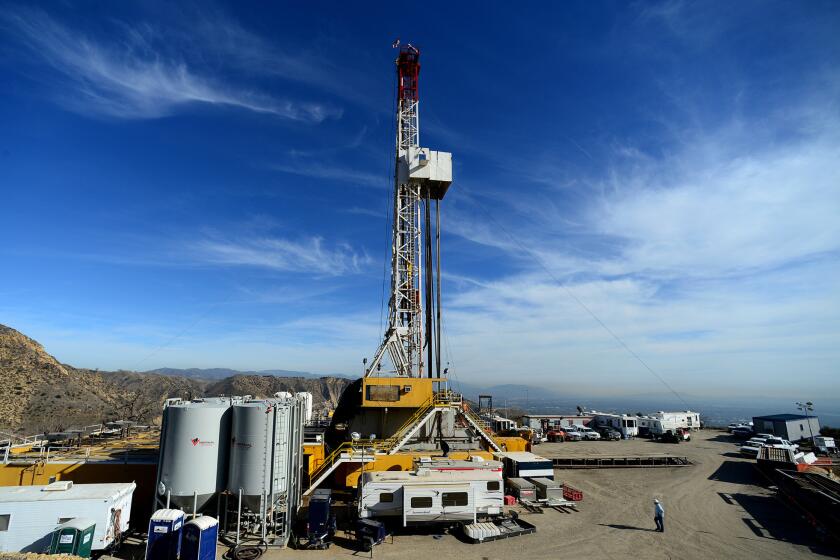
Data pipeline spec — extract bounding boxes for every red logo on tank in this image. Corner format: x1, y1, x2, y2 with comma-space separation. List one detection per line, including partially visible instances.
191, 438, 200, 446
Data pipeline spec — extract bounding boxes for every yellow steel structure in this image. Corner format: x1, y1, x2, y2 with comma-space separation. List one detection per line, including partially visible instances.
306, 390, 510, 494
0, 429, 160, 524
361, 377, 438, 408
303, 442, 326, 476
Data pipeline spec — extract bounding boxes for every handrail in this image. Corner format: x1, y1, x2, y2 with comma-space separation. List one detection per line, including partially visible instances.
308, 390, 492, 486
460, 402, 503, 450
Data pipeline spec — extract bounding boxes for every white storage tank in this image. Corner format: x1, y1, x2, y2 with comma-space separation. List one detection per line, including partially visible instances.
227, 396, 305, 513
297, 392, 313, 423
227, 400, 274, 511
156, 398, 233, 513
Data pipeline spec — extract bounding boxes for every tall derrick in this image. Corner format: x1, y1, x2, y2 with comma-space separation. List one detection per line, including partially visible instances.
367, 44, 452, 378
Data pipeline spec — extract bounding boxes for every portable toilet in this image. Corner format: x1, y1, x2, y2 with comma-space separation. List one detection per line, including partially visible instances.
181, 517, 218, 560
146, 509, 185, 560
308, 489, 332, 536
50, 518, 96, 558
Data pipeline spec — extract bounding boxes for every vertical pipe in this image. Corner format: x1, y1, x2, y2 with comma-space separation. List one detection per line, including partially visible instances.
236, 488, 242, 545
223, 493, 229, 537
435, 199, 441, 379
166, 489, 170, 509
192, 491, 197, 519
216, 492, 221, 526
424, 194, 434, 379
261, 489, 267, 541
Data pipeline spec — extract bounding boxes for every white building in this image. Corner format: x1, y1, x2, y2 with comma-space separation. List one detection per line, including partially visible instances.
0, 481, 135, 553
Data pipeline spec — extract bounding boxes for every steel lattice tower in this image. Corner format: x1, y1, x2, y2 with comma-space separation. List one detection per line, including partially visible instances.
368, 44, 452, 378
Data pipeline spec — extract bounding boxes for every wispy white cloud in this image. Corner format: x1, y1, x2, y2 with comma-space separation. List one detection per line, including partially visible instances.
1, 8, 342, 121
269, 161, 388, 189
440, 96, 840, 395
189, 234, 372, 276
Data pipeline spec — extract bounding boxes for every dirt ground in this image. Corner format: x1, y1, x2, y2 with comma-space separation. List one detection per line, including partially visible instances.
254, 430, 837, 560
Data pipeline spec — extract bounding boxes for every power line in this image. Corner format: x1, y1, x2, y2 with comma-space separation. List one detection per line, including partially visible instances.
126, 290, 235, 373
471, 199, 690, 410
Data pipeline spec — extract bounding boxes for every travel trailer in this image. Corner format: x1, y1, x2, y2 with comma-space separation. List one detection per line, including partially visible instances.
358, 469, 503, 526
588, 412, 639, 438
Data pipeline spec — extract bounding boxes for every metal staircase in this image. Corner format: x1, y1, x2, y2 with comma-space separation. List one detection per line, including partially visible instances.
460, 404, 503, 453
303, 391, 503, 495
304, 443, 376, 496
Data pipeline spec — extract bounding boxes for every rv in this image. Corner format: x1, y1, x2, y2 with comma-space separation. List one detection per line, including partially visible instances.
588, 412, 639, 438
651, 411, 701, 430
358, 470, 503, 526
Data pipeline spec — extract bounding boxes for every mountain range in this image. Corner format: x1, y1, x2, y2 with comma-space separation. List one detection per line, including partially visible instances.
0, 324, 351, 435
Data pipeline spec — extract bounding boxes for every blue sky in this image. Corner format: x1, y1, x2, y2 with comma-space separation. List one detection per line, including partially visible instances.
1, 1, 838, 399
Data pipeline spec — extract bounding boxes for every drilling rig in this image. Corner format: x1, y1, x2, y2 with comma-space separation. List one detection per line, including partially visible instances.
306, 45, 522, 496
366, 43, 451, 380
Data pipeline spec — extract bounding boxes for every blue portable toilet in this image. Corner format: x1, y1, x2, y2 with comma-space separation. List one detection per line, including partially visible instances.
146, 509, 185, 560
181, 516, 218, 560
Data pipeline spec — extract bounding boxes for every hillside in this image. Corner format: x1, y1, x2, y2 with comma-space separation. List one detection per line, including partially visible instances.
0, 324, 353, 435
205, 374, 350, 405
145, 367, 351, 381
0, 324, 125, 433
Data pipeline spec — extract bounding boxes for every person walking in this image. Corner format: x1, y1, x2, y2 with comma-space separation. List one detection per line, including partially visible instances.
654, 499, 665, 532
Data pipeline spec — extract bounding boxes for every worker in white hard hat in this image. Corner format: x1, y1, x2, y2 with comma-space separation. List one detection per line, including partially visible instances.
653, 498, 665, 532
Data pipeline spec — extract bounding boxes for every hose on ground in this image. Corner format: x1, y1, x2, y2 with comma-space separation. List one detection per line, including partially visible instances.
225, 542, 267, 560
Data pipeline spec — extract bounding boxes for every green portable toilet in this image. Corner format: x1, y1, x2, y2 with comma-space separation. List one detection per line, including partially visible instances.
50, 517, 96, 558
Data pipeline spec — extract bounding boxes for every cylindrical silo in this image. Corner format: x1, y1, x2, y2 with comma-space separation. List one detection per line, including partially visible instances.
227, 401, 273, 512
156, 398, 232, 513
297, 392, 313, 424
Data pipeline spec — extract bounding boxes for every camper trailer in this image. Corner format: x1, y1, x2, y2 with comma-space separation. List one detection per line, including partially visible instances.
358, 470, 503, 526
588, 411, 639, 438
651, 411, 700, 430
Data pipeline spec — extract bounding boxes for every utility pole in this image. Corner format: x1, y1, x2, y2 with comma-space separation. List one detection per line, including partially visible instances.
796, 401, 816, 448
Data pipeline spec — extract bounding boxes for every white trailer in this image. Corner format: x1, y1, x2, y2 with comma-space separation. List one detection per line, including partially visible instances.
359, 470, 503, 526
651, 411, 700, 430
0, 481, 135, 553
588, 411, 639, 438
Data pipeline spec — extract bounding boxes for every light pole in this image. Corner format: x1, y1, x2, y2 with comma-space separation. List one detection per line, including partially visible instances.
795, 401, 816, 448
352, 432, 362, 516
